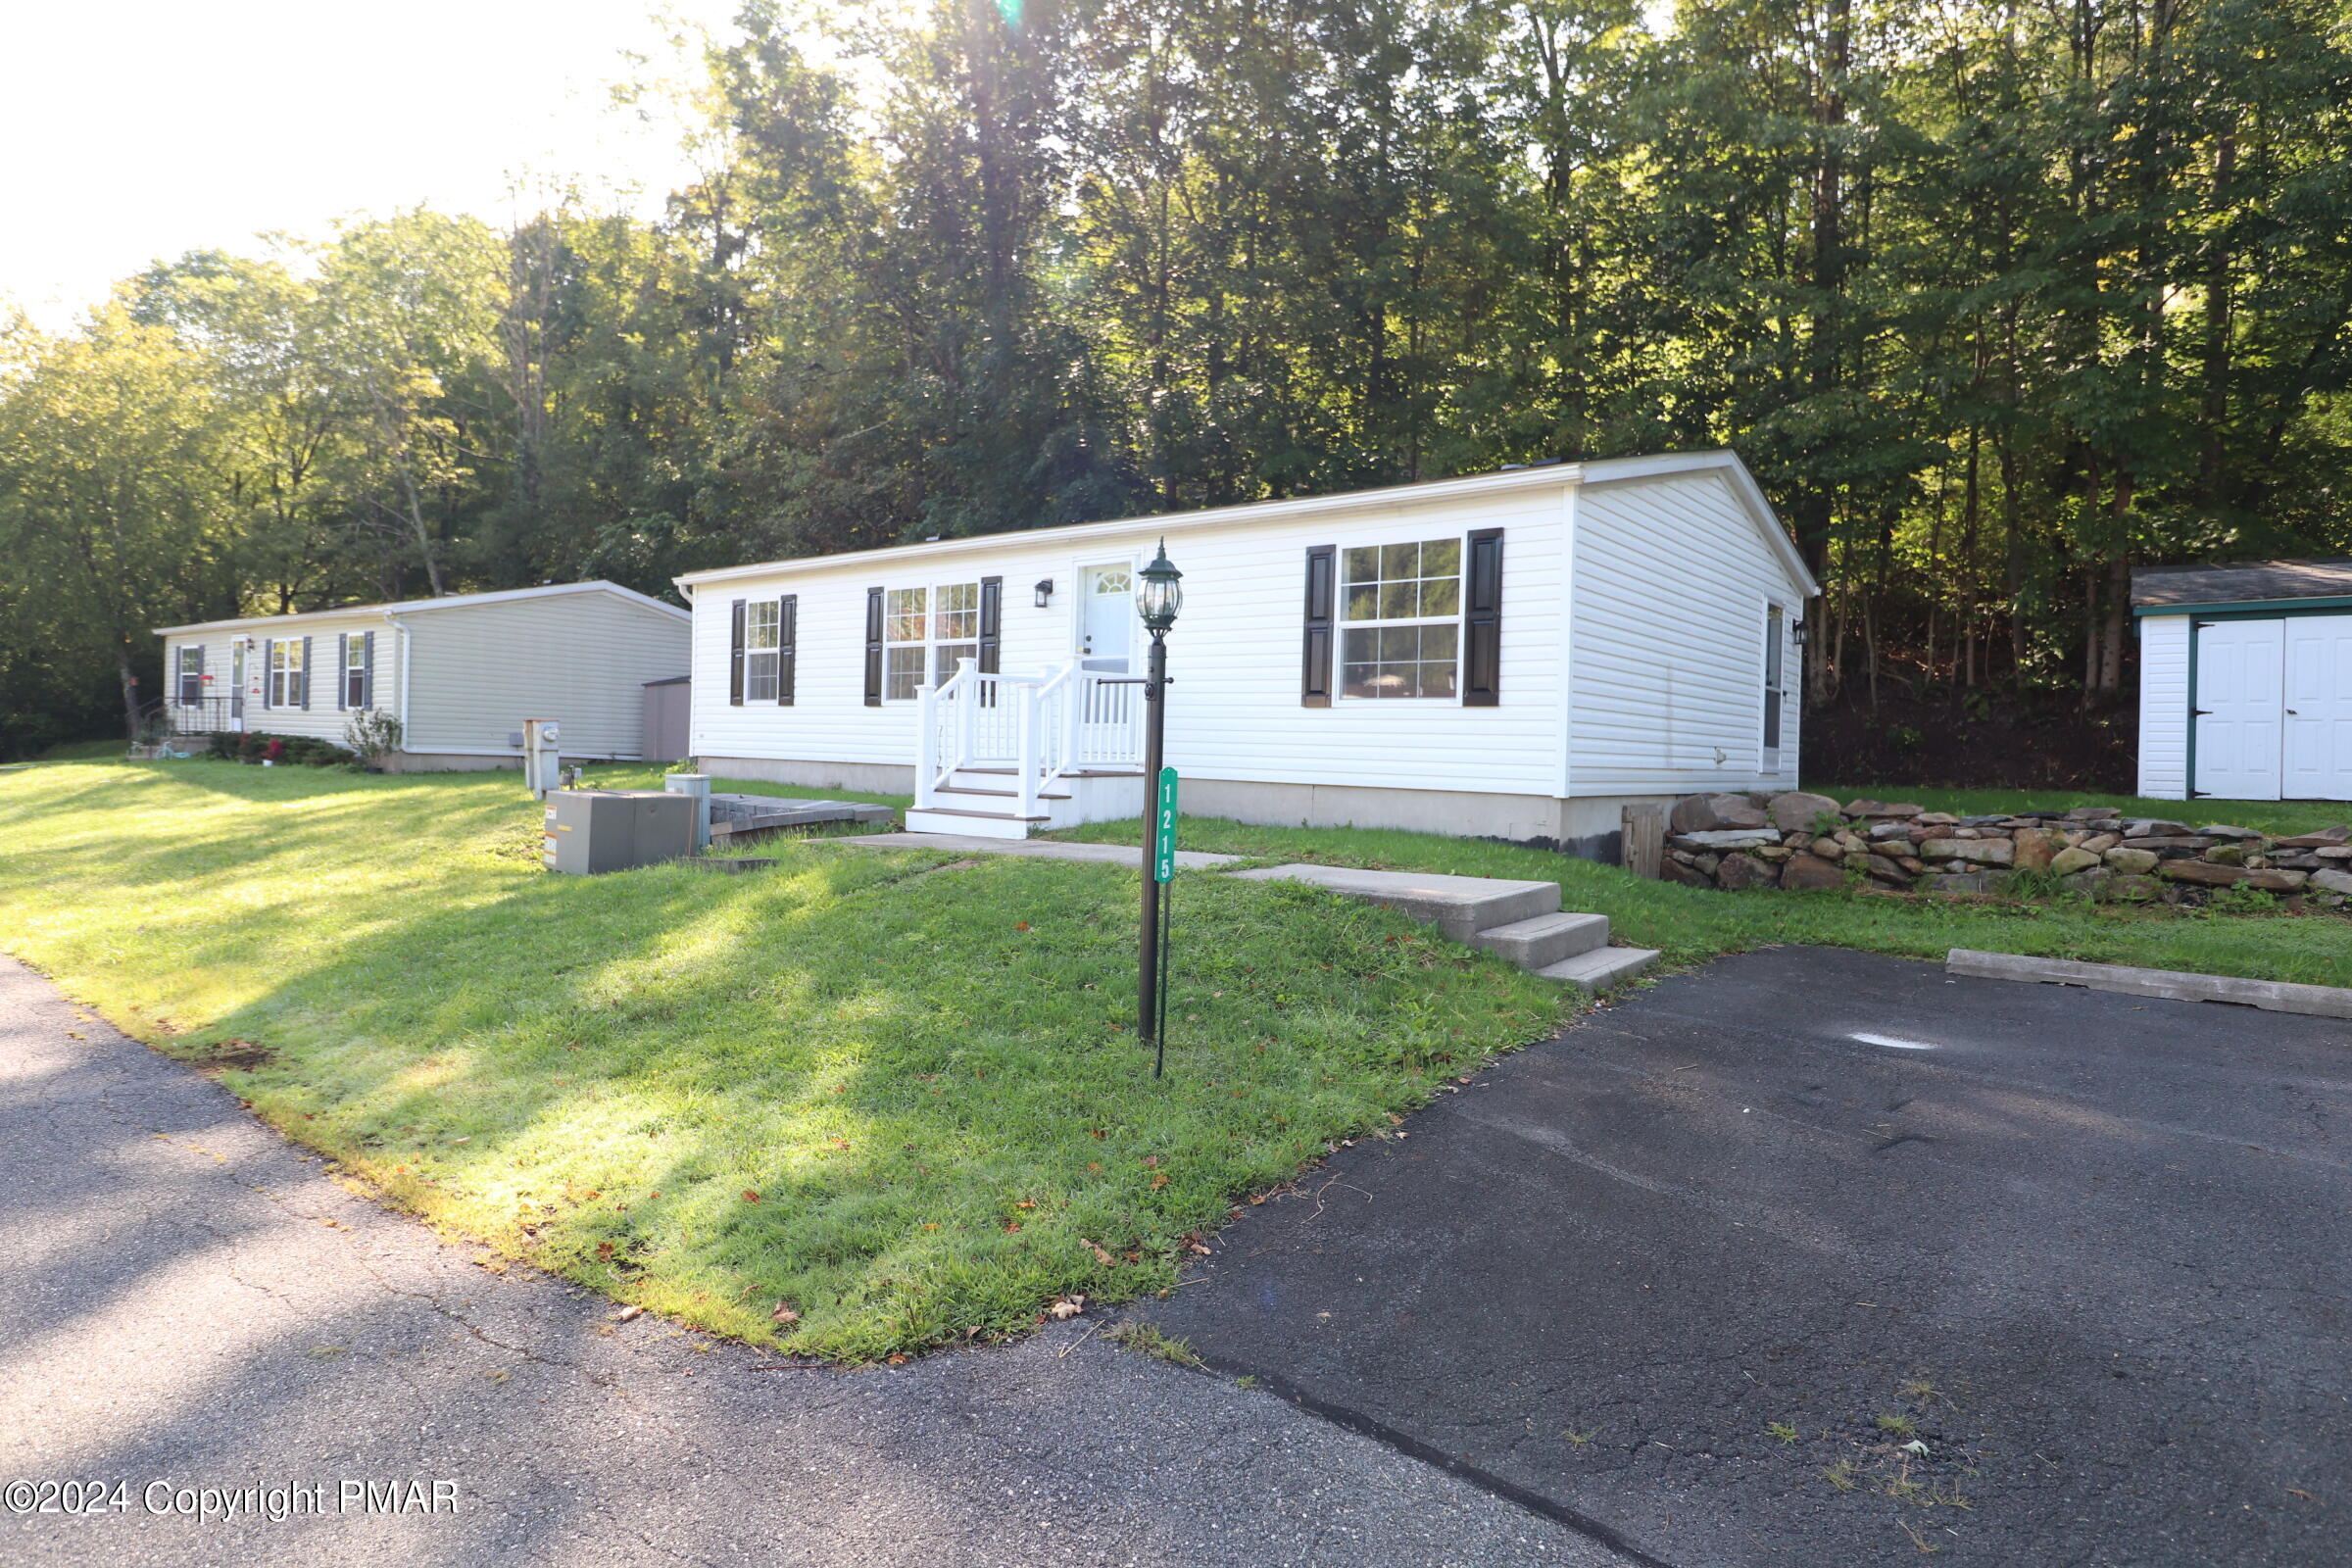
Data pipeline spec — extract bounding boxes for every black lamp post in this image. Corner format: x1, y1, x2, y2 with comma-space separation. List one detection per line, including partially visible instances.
1135, 539, 1183, 1073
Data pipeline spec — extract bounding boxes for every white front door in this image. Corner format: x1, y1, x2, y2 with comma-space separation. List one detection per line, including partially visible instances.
2283, 614, 2352, 801
1078, 563, 1136, 672
2194, 618, 2284, 802
229, 640, 247, 725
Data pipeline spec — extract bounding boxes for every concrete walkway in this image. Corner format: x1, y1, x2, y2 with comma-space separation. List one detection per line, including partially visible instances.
834, 831, 1245, 870
0, 956, 1627, 1568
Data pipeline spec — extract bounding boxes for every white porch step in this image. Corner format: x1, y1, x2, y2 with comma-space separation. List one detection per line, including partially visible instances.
902, 807, 1040, 840
1539, 946, 1660, 993
935, 783, 1075, 803
955, 765, 1145, 779
1469, 910, 1610, 969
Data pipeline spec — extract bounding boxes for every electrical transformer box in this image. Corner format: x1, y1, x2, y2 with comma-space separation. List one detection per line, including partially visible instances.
542, 790, 696, 874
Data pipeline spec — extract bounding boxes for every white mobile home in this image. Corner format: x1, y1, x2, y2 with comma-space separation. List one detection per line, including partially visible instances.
2134, 560, 2352, 802
155, 581, 691, 769
675, 451, 1818, 857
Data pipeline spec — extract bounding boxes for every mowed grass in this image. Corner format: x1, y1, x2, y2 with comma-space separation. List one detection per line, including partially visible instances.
1807, 783, 2352, 841
1054, 784, 2352, 988
0, 758, 1566, 1360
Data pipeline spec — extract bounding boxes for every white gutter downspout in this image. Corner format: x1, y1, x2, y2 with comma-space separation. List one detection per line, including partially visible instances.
384, 613, 413, 745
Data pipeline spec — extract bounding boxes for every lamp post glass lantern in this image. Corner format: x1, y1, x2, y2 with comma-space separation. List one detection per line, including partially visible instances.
1135, 540, 1182, 1075
1136, 541, 1184, 630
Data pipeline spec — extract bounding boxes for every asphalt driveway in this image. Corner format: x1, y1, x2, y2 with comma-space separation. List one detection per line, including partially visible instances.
1140, 946, 2352, 1567
0, 955, 1624, 1568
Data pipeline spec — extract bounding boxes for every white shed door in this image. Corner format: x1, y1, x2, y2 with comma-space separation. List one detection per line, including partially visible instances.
2193, 618, 2284, 802
2283, 614, 2352, 801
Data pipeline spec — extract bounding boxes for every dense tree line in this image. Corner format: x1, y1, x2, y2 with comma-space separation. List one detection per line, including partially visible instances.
5, 0, 2349, 761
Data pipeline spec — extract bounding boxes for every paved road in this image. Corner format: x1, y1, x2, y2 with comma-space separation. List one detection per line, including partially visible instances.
1144, 946, 2352, 1568
0, 955, 1624, 1568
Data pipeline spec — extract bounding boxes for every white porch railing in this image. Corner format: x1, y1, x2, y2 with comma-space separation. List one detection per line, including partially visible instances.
916, 659, 1146, 816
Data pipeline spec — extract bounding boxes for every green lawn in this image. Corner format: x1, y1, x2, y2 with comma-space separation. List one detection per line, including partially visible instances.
1053, 787, 2352, 989
0, 757, 1564, 1360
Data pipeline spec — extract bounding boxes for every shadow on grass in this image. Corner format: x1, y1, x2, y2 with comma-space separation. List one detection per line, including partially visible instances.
0, 760, 1570, 1362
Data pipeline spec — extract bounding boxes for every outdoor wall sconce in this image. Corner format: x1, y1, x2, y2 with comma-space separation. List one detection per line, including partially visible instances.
1034, 578, 1054, 608
1791, 618, 1810, 648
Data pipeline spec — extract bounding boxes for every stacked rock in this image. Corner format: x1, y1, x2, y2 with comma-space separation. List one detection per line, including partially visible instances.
1660, 790, 2352, 906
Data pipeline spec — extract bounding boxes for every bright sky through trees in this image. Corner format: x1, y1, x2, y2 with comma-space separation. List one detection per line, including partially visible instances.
0, 0, 742, 327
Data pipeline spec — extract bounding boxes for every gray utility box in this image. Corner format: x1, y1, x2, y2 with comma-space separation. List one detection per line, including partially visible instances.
542, 790, 695, 875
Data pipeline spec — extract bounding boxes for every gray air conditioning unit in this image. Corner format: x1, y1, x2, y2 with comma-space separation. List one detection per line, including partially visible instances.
541, 790, 695, 875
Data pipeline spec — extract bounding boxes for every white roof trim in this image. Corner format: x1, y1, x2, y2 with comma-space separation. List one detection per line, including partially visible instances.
675, 462, 1587, 589
672, 448, 1816, 599
154, 579, 688, 637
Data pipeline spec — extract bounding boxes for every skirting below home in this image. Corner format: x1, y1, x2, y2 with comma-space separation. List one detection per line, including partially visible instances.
381, 751, 525, 773
698, 754, 1669, 862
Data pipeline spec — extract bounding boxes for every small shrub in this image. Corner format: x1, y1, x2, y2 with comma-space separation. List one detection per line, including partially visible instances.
341, 709, 404, 769
207, 729, 356, 767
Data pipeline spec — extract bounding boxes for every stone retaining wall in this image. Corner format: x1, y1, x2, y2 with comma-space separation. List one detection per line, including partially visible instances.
1663, 790, 2352, 908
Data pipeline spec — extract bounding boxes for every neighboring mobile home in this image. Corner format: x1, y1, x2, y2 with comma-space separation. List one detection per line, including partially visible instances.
2134, 560, 2352, 802
674, 450, 1820, 857
155, 581, 691, 769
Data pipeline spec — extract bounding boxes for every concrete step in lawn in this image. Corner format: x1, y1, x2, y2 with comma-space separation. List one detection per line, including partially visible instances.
829, 837, 1657, 994
1227, 862, 1656, 994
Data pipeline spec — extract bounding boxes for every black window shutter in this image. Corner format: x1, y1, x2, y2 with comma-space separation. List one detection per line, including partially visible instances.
728, 599, 746, 706
335, 634, 349, 710
362, 630, 375, 709
777, 595, 797, 707
300, 635, 313, 709
977, 576, 1003, 674
1463, 527, 1503, 707
863, 587, 884, 707
1301, 546, 1337, 707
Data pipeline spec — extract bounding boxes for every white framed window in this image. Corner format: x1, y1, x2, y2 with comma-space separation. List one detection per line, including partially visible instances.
1761, 603, 1787, 764
744, 601, 781, 702
343, 635, 368, 709
268, 637, 305, 708
175, 646, 204, 706
1340, 537, 1462, 700
883, 581, 980, 700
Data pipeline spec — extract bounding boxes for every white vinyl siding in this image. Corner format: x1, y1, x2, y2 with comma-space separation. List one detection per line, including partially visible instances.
2135, 613, 2190, 800
1568, 472, 1807, 794
690, 485, 1574, 797
401, 591, 689, 759
159, 614, 401, 745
